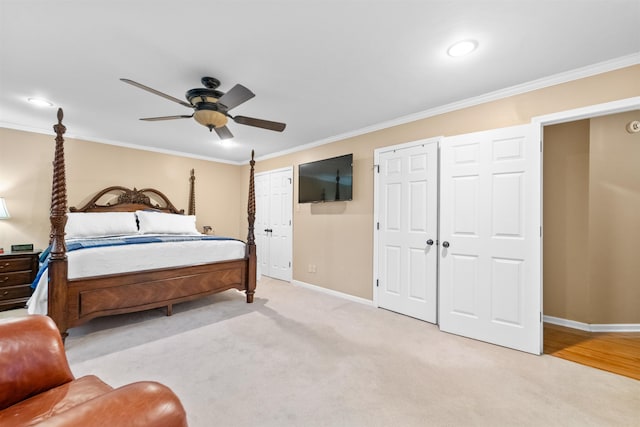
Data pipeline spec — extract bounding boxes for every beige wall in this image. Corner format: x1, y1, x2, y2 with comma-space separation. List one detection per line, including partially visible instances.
588, 111, 640, 323
0, 128, 243, 251
1, 65, 639, 307
543, 121, 591, 322
244, 65, 640, 300
543, 111, 640, 324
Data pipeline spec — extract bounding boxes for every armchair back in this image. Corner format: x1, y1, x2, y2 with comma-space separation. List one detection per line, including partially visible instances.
0, 315, 74, 409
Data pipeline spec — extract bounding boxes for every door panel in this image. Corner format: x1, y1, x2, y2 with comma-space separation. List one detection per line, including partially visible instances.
451, 254, 479, 318
377, 142, 438, 323
440, 124, 540, 354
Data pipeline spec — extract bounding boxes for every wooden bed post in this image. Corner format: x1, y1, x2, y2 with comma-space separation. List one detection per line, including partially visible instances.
48, 108, 69, 339
246, 150, 257, 303
188, 169, 196, 216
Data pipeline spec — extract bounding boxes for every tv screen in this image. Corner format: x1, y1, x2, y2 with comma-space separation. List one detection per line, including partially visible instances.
298, 154, 353, 203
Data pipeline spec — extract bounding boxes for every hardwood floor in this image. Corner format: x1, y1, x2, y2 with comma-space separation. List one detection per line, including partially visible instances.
544, 323, 640, 380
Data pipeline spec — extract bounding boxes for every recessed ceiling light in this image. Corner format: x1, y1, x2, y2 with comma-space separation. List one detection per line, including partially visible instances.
447, 40, 478, 57
27, 97, 54, 107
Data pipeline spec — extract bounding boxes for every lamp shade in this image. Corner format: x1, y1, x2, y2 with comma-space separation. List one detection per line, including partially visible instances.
194, 109, 228, 130
0, 198, 10, 219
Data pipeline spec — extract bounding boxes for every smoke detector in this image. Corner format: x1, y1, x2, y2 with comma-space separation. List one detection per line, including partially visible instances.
626, 120, 640, 134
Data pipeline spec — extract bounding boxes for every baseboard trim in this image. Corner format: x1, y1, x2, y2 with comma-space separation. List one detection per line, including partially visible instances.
292, 280, 375, 307
544, 315, 640, 332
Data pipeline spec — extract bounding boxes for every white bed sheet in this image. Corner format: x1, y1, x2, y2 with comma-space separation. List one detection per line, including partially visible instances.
27, 235, 246, 315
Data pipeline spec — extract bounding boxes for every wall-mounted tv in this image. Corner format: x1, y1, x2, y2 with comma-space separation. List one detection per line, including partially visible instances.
298, 154, 353, 203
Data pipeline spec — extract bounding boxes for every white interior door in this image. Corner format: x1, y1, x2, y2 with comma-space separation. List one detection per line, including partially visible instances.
376, 141, 438, 323
255, 168, 293, 282
268, 170, 293, 281
439, 124, 541, 354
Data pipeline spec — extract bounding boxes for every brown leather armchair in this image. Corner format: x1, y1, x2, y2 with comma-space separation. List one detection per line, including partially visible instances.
0, 315, 188, 426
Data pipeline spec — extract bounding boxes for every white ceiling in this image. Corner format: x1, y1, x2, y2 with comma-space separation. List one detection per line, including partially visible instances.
1, 0, 639, 164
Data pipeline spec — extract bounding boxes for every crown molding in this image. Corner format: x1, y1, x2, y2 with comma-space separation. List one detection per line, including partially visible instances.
256, 53, 640, 162
0, 121, 242, 165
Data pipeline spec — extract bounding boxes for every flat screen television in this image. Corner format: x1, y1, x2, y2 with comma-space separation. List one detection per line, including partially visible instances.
298, 154, 353, 203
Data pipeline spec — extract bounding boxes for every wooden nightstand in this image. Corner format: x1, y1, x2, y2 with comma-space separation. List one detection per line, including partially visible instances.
0, 251, 41, 311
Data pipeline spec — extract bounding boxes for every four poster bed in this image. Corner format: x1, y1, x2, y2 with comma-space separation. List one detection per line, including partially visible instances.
34, 109, 257, 339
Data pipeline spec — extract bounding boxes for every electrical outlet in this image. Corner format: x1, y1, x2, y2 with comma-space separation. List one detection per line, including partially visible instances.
308, 264, 317, 273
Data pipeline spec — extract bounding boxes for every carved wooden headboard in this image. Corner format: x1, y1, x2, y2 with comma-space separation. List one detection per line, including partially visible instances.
69, 169, 196, 215
69, 186, 184, 214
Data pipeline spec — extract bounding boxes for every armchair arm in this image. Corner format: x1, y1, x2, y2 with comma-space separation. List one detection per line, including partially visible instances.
37, 381, 188, 427
0, 315, 74, 410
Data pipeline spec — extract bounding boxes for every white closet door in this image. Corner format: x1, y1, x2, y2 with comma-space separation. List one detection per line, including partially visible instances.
268, 169, 293, 281
439, 124, 541, 354
255, 168, 293, 282
377, 141, 438, 323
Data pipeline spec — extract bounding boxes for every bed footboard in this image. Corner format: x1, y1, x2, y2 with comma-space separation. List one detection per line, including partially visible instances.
65, 260, 248, 327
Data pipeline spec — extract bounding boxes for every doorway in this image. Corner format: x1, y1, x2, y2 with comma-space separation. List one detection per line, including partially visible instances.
542, 110, 640, 326
541, 108, 640, 377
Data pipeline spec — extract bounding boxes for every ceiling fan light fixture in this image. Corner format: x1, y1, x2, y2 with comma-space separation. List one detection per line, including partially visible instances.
121, 76, 286, 138
194, 109, 228, 131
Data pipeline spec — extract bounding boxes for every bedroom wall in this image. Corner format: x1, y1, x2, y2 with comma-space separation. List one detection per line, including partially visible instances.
241, 64, 640, 301
0, 128, 243, 251
588, 111, 640, 324
543, 120, 591, 323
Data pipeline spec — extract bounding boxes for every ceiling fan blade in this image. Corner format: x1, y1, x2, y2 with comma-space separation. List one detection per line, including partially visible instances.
233, 115, 286, 132
214, 126, 234, 140
217, 84, 255, 110
121, 78, 192, 108
140, 114, 193, 121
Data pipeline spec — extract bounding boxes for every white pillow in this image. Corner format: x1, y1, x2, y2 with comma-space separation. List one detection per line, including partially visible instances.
136, 210, 199, 235
65, 212, 138, 239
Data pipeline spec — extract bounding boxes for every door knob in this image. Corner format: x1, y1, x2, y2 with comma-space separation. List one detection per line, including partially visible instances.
426, 239, 434, 246
442, 241, 450, 248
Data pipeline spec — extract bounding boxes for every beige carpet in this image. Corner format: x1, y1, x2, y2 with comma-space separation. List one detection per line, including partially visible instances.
53, 278, 640, 426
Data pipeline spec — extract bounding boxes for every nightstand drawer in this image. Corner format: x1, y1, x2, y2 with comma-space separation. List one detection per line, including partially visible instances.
0, 271, 32, 287
0, 257, 33, 273
0, 251, 40, 312
0, 284, 32, 300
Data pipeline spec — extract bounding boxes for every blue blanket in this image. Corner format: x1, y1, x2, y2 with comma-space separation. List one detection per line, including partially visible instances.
32, 234, 241, 289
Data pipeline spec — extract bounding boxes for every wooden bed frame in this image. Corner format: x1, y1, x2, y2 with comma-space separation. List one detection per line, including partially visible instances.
47, 108, 257, 339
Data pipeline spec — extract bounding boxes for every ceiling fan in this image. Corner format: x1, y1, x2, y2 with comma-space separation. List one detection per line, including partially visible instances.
121, 77, 286, 140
